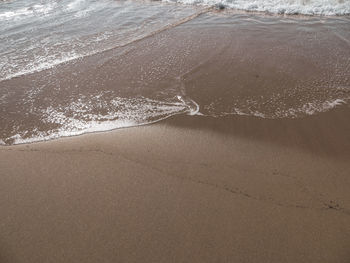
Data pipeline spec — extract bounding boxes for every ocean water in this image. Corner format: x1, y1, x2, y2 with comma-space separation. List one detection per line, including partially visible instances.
0, 0, 349, 145
165, 0, 350, 15
0, 0, 199, 81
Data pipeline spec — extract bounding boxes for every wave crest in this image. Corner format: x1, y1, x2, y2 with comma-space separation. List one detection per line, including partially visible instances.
163, 0, 350, 15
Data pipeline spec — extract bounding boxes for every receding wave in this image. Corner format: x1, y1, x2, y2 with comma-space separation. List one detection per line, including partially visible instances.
1, 95, 199, 145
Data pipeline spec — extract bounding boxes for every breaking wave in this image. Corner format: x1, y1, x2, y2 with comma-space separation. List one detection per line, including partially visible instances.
163, 0, 350, 15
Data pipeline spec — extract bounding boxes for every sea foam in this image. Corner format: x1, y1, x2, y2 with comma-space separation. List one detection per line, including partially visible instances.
2, 95, 196, 145
163, 0, 350, 15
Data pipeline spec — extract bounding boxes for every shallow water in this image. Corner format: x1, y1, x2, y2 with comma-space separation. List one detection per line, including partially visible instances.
0, 0, 201, 81
0, 0, 349, 145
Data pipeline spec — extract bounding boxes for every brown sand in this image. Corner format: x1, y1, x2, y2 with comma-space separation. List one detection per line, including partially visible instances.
1, 106, 350, 263
1, 11, 350, 263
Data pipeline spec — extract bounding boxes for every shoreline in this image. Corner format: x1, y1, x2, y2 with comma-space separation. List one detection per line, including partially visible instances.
1, 8, 350, 263
2, 104, 349, 159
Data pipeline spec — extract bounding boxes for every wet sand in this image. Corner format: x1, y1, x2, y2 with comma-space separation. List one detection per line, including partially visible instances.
1, 106, 350, 263
1, 12, 350, 144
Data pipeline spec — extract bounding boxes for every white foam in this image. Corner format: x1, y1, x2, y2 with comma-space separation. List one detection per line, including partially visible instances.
67, 0, 86, 10
177, 95, 202, 115
0, 3, 55, 21
8, 119, 138, 145
163, 0, 350, 15
66, 0, 94, 18
299, 98, 346, 115
0, 52, 81, 82
5, 95, 199, 145
3, 95, 348, 145
0, 8, 32, 20
0, 3, 200, 81
203, 96, 348, 119
251, 98, 346, 118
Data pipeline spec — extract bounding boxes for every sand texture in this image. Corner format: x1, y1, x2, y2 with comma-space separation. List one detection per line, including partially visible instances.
1, 109, 350, 263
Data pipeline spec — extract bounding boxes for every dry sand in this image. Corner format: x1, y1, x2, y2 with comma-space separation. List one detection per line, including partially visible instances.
1, 106, 350, 263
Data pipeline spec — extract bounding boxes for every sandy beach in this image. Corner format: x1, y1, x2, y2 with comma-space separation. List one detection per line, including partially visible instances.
1, 2, 350, 262
1, 107, 350, 263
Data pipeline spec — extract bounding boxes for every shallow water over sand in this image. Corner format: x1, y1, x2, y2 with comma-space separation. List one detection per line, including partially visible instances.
0, 0, 349, 145
0, 0, 201, 81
